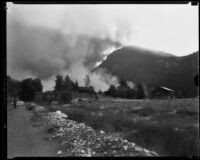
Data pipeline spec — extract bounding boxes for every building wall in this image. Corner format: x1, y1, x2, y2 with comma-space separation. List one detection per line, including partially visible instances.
151, 88, 175, 99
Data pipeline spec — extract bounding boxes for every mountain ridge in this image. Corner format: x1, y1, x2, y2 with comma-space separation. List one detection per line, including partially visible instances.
95, 46, 199, 98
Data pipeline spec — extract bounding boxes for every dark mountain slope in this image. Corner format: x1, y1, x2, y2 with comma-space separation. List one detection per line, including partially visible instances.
95, 46, 199, 97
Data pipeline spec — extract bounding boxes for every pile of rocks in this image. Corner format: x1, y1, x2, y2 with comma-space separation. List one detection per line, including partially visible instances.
31, 104, 158, 157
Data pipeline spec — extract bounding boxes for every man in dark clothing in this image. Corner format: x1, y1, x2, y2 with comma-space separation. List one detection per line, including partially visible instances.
95, 95, 98, 100
13, 97, 17, 109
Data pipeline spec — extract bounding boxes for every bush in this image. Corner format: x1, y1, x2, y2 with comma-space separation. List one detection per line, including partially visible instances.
130, 107, 156, 117
46, 124, 60, 134
26, 104, 35, 111
59, 91, 72, 104
61, 107, 89, 123
124, 122, 199, 156
176, 109, 198, 117
47, 105, 59, 112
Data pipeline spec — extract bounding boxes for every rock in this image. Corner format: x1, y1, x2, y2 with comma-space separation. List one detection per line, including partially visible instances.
57, 150, 62, 155
79, 123, 85, 128
92, 151, 96, 155
123, 140, 128, 143
131, 142, 135, 147
123, 145, 128, 151
56, 110, 68, 118
100, 130, 105, 135
135, 146, 143, 152
58, 127, 65, 132
143, 148, 149, 153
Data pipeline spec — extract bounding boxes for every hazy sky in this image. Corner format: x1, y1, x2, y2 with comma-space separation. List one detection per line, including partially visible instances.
7, 3, 198, 56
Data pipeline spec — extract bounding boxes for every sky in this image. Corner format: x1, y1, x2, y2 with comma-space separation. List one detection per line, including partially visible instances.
6, 3, 199, 91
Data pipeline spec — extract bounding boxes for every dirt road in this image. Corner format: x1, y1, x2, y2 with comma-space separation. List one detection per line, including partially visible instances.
7, 104, 62, 158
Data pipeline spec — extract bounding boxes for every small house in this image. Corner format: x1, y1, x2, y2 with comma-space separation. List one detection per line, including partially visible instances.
150, 86, 175, 99
34, 91, 56, 103
77, 87, 96, 96
34, 92, 43, 102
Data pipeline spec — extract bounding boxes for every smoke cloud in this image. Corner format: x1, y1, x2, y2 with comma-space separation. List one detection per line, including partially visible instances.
7, 4, 135, 91
127, 81, 136, 89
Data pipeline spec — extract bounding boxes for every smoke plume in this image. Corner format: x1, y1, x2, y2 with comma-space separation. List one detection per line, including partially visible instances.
7, 4, 134, 91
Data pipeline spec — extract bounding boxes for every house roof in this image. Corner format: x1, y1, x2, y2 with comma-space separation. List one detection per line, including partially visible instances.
159, 86, 174, 92
78, 87, 95, 93
35, 91, 55, 95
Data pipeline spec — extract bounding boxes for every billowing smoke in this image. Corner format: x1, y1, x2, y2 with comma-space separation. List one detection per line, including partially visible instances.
7, 4, 134, 91
127, 81, 136, 89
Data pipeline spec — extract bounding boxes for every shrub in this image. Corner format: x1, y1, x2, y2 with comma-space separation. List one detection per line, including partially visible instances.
59, 91, 72, 104
176, 109, 198, 117
26, 104, 35, 111
124, 122, 199, 156
130, 107, 156, 117
46, 124, 60, 134
47, 105, 59, 112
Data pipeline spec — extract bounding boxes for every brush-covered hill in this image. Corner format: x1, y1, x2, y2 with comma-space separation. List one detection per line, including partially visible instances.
95, 46, 199, 98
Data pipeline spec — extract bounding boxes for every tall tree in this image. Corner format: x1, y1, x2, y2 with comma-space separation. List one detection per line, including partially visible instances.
19, 78, 36, 102
106, 84, 116, 97
7, 75, 20, 98
73, 80, 79, 92
84, 75, 90, 88
136, 82, 145, 99
31, 78, 43, 92
54, 75, 64, 91
63, 75, 73, 91
119, 78, 128, 88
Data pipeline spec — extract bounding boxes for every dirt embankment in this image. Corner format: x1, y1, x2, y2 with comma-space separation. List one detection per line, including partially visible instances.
26, 103, 158, 157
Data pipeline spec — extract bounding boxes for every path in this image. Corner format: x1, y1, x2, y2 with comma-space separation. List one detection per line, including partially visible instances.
7, 104, 62, 158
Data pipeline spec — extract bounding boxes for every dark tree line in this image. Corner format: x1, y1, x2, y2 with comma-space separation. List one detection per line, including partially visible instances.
54, 75, 75, 104
54, 74, 96, 103
7, 76, 20, 98
8, 74, 146, 104
105, 78, 145, 99
19, 78, 42, 102
54, 74, 79, 93
7, 76, 43, 103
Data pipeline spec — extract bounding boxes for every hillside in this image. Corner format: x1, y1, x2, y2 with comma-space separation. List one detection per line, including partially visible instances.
95, 46, 199, 98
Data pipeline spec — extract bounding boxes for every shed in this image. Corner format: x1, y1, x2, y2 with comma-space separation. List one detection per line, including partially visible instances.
34, 91, 56, 102
78, 87, 96, 95
150, 86, 175, 99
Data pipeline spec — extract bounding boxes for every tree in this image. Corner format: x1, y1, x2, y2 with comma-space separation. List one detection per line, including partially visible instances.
19, 78, 43, 102
73, 81, 79, 92
59, 91, 72, 104
126, 89, 136, 99
84, 75, 90, 88
7, 75, 20, 98
106, 84, 116, 97
54, 75, 64, 91
42, 91, 55, 106
119, 78, 128, 88
19, 78, 36, 102
63, 75, 73, 91
31, 78, 43, 92
88, 86, 96, 95
136, 82, 145, 99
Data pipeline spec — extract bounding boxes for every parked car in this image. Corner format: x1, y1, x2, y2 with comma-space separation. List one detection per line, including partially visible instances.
51, 101, 58, 105
18, 101, 25, 105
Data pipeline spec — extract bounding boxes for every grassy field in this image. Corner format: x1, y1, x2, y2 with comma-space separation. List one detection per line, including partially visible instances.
44, 98, 199, 156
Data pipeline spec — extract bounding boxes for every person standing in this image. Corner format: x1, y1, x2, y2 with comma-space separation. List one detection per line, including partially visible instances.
13, 97, 17, 109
